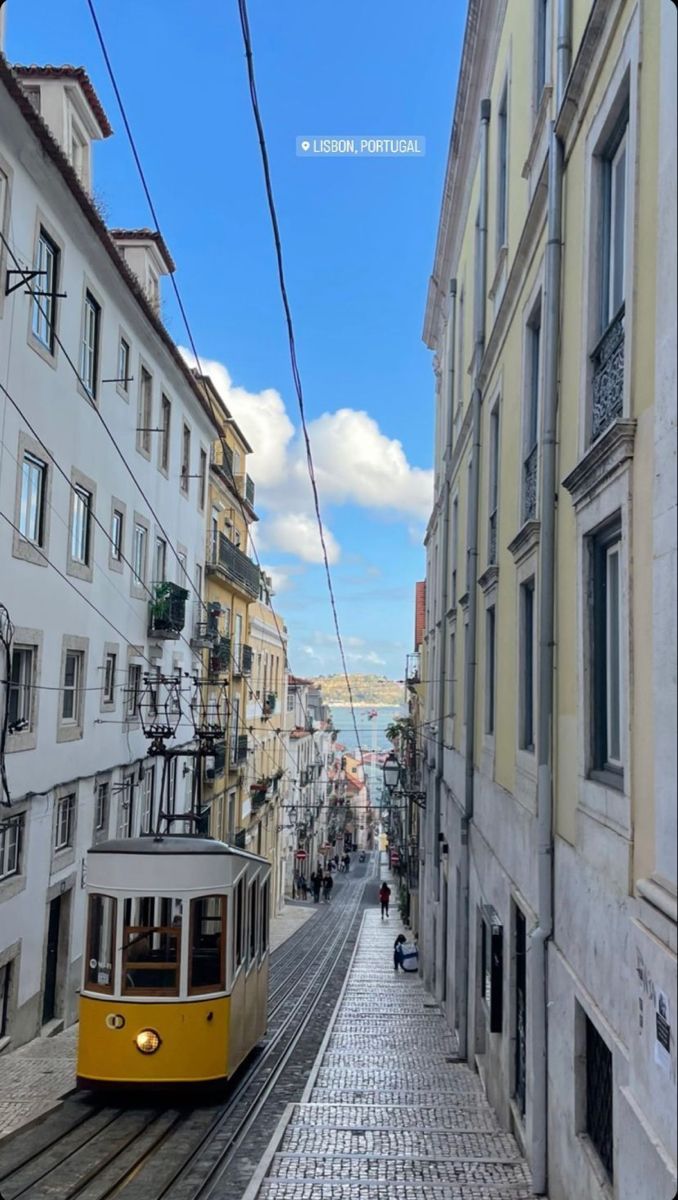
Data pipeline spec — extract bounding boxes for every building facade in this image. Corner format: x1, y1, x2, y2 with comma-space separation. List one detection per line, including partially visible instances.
0, 59, 218, 1047
419, 2, 676, 1197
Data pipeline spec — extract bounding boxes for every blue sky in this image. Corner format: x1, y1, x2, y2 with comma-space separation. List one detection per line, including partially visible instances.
7, 0, 464, 680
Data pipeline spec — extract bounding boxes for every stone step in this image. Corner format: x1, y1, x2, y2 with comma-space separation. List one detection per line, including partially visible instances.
288, 1104, 502, 1132
280, 1129, 522, 1159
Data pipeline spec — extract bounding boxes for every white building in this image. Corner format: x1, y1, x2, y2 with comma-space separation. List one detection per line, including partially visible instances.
0, 59, 218, 1048
284, 677, 333, 886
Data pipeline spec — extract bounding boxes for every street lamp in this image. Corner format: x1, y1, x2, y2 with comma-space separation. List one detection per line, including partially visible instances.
383, 753, 401, 793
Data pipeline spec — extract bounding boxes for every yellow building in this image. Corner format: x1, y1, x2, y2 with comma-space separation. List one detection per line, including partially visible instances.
243, 578, 289, 913
420, 2, 676, 1197
192, 372, 260, 846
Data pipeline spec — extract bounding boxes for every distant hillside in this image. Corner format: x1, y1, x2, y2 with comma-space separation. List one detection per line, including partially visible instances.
313, 674, 403, 706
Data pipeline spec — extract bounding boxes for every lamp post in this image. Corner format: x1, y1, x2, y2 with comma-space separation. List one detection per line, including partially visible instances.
382, 752, 426, 927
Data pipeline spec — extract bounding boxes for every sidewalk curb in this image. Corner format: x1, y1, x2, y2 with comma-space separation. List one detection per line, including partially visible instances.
0, 1087, 77, 1147
240, 1103, 296, 1200
300, 908, 367, 1104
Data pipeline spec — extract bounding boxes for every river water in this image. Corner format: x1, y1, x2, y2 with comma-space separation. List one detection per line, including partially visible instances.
328, 703, 407, 810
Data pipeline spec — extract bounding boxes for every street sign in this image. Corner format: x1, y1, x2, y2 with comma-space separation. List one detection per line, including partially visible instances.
295, 850, 307, 860
390, 850, 400, 865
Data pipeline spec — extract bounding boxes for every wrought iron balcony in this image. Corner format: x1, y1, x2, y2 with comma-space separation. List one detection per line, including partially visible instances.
405, 653, 420, 686
263, 692, 277, 716
191, 600, 221, 649
231, 733, 248, 764
591, 306, 624, 442
209, 635, 231, 676
522, 444, 538, 524
234, 828, 246, 849
205, 739, 226, 780
148, 581, 188, 640
206, 532, 260, 600
210, 441, 234, 488
250, 778, 271, 807
233, 643, 253, 677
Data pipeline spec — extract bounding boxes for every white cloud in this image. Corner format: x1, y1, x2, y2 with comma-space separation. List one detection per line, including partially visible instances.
265, 512, 340, 565
180, 349, 432, 564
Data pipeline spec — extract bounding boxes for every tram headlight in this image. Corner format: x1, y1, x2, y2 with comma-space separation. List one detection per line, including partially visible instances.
135, 1028, 161, 1054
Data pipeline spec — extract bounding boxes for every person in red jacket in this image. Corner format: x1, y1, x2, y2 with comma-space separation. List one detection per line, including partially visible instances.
379, 881, 391, 918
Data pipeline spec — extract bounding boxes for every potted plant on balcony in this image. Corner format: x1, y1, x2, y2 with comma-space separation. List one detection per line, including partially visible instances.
148, 581, 189, 637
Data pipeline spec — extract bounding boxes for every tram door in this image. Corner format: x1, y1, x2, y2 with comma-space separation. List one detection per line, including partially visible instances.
42, 896, 62, 1024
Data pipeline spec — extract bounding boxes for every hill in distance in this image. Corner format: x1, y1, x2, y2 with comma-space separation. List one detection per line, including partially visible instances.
313, 674, 404, 706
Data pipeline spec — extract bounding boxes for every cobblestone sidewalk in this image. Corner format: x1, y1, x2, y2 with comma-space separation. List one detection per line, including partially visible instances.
0, 900, 318, 1143
244, 909, 535, 1199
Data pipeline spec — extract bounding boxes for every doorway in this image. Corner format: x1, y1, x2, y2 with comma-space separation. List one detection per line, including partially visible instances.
42, 895, 62, 1024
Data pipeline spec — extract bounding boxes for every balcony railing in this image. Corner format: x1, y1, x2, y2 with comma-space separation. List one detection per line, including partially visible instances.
205, 739, 226, 780
231, 734, 248, 764
191, 600, 221, 648
210, 441, 234, 487
209, 635, 231, 676
148, 581, 188, 639
206, 532, 260, 600
522, 444, 538, 524
405, 652, 420, 685
233, 643, 253, 677
591, 306, 624, 442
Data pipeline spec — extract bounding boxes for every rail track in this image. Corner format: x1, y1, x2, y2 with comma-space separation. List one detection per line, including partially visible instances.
0, 860, 376, 1200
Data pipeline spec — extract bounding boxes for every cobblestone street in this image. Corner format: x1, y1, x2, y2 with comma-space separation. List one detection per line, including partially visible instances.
244, 908, 535, 1199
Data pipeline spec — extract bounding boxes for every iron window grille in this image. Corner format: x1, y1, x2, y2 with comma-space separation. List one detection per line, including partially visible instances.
585, 1015, 614, 1181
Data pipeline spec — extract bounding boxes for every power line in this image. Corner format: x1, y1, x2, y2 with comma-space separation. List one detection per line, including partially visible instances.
235, 0, 366, 769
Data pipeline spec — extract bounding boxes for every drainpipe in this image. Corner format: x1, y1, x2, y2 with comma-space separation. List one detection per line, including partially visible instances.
432, 279, 457, 999
459, 97, 490, 1059
531, 3, 569, 1191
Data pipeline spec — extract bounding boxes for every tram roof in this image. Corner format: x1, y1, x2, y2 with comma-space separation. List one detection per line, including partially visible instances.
89, 835, 268, 863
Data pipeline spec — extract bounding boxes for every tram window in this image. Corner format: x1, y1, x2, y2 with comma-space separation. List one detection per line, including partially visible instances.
234, 876, 245, 970
122, 896, 181, 995
86, 894, 116, 993
260, 879, 269, 956
189, 895, 226, 993
248, 882, 257, 967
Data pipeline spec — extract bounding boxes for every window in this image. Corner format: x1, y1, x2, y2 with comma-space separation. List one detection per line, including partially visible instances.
448, 631, 456, 719
122, 896, 181, 995
230, 696, 241, 765
18, 453, 46, 545
95, 781, 109, 833
234, 614, 243, 668
601, 118, 628, 330
85, 894, 116, 993
70, 485, 92, 565
488, 405, 499, 565
126, 664, 142, 720
585, 1014, 614, 1181
496, 84, 508, 251
523, 303, 541, 523
480, 906, 503, 1033
195, 563, 202, 601
62, 651, 83, 723
118, 774, 134, 837
485, 606, 496, 735
138, 368, 153, 455
535, 0, 550, 101
118, 337, 130, 394
54, 794, 75, 851
248, 882, 258, 967
451, 496, 458, 607
590, 519, 622, 782
190, 895, 226, 993
181, 424, 191, 494
111, 508, 123, 561
260, 880, 269, 955
132, 522, 147, 585
234, 876, 245, 970
103, 652, 116, 705
32, 228, 59, 352
154, 536, 166, 583
520, 579, 536, 751
140, 766, 154, 834
199, 448, 207, 511
160, 395, 171, 472
8, 646, 34, 733
457, 285, 465, 414
80, 291, 100, 398
0, 814, 22, 880
0, 960, 12, 1039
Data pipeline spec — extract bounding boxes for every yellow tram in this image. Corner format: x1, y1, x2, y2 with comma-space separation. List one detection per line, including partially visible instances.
76, 835, 271, 1088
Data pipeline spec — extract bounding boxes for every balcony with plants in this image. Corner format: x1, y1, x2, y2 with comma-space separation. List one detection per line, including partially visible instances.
148, 581, 189, 640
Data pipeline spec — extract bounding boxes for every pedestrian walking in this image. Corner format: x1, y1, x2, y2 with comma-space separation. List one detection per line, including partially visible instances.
379, 881, 391, 918
393, 933, 407, 971
323, 872, 334, 903
300, 875, 308, 900
312, 872, 322, 903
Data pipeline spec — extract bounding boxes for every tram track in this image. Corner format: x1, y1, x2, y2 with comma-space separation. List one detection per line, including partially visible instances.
0, 861, 376, 1200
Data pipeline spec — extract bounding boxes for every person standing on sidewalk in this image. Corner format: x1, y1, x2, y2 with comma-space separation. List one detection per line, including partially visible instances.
312, 873, 322, 903
323, 872, 334, 903
379, 881, 391, 918
393, 933, 407, 971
